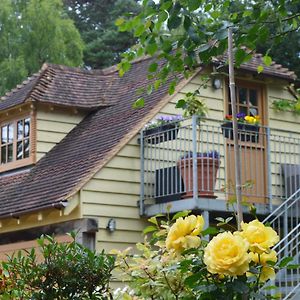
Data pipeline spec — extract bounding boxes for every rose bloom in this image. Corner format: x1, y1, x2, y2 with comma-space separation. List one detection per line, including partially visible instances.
248, 250, 277, 282
239, 220, 279, 254
204, 232, 250, 276
166, 215, 204, 252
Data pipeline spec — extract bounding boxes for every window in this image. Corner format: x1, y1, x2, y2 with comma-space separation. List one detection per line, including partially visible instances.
227, 85, 261, 118
0, 117, 31, 165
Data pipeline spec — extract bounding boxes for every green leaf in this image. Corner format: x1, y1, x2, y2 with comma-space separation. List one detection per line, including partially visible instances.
262, 55, 272, 66
162, 40, 173, 53
148, 62, 158, 73
143, 225, 157, 234
183, 16, 191, 31
168, 81, 176, 94
278, 257, 294, 268
201, 227, 219, 236
146, 42, 158, 55
154, 79, 161, 90
132, 97, 145, 108
115, 17, 125, 26
176, 99, 186, 109
134, 24, 145, 37
188, 0, 201, 11
172, 210, 191, 221
167, 14, 182, 30
148, 216, 158, 225
198, 44, 210, 53
257, 65, 264, 73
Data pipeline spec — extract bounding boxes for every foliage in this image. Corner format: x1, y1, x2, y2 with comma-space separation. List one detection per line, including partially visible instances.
176, 92, 208, 118
272, 88, 300, 114
113, 212, 295, 300
64, 0, 141, 69
0, 0, 84, 96
116, 0, 300, 109
0, 233, 115, 299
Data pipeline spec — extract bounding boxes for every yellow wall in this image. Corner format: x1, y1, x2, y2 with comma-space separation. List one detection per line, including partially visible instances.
80, 74, 300, 256
36, 106, 86, 161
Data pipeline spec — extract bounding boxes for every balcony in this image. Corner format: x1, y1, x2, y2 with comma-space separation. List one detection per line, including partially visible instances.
139, 116, 300, 217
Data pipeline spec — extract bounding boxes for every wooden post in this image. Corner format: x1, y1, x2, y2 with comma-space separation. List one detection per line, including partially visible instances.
228, 27, 243, 229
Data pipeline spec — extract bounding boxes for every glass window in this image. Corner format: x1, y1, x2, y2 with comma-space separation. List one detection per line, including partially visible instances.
0, 117, 31, 165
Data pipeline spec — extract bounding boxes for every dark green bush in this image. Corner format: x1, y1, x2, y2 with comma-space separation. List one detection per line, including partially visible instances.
0, 233, 115, 299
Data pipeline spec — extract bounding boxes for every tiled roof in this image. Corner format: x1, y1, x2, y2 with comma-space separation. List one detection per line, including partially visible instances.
213, 52, 297, 81
0, 57, 172, 218
0, 64, 115, 111
0, 54, 297, 218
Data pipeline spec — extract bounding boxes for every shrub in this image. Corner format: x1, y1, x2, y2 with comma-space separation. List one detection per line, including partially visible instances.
0, 233, 115, 299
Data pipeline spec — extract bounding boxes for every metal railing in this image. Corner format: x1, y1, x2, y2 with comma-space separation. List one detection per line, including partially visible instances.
140, 116, 300, 211
263, 189, 300, 299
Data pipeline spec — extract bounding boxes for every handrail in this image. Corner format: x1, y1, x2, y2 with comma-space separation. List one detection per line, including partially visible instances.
263, 188, 300, 224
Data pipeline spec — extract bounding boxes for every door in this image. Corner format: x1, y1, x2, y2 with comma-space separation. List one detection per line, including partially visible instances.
225, 82, 267, 204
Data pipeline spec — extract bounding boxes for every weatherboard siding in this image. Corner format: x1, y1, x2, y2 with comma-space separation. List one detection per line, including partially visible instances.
80, 136, 146, 253
267, 83, 300, 201
79, 75, 226, 254
36, 107, 85, 161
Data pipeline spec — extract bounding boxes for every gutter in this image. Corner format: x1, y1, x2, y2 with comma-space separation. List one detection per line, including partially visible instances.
0, 200, 69, 221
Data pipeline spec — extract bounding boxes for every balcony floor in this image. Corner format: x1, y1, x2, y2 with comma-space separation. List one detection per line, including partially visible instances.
143, 197, 271, 217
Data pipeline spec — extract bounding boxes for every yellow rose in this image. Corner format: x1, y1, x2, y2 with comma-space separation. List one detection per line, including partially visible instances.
166, 215, 204, 252
204, 232, 250, 276
248, 250, 277, 282
239, 220, 279, 254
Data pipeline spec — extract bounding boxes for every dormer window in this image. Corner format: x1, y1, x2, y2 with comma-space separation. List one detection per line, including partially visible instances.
0, 116, 33, 171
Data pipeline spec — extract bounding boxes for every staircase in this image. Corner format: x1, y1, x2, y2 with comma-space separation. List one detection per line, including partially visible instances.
263, 188, 300, 299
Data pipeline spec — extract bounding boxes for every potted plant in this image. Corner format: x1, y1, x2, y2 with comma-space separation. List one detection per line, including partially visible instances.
144, 115, 183, 144
178, 151, 220, 199
221, 113, 260, 142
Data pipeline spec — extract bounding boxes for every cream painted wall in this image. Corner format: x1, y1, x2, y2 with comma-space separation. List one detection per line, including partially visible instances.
36, 106, 86, 161
80, 73, 300, 258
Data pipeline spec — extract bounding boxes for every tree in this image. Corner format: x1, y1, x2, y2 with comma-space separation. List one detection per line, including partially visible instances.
64, 0, 141, 69
0, 0, 84, 96
117, 0, 300, 99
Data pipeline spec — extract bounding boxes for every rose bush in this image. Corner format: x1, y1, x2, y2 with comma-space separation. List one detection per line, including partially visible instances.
114, 212, 293, 300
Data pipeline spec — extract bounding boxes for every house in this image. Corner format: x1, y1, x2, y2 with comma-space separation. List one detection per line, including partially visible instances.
0, 54, 299, 265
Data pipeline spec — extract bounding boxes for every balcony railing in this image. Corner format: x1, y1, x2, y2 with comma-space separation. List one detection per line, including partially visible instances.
139, 116, 300, 216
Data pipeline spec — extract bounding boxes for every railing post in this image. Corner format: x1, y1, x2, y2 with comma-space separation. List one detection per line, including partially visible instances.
192, 115, 198, 200
140, 130, 145, 216
266, 127, 273, 212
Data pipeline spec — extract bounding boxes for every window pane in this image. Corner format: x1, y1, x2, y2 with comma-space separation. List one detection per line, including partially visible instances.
24, 118, 30, 137
8, 144, 13, 162
17, 120, 23, 140
238, 88, 247, 105
24, 139, 30, 158
8, 124, 13, 143
239, 107, 248, 115
1, 146, 6, 163
17, 141, 23, 160
1, 126, 7, 144
249, 89, 258, 106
